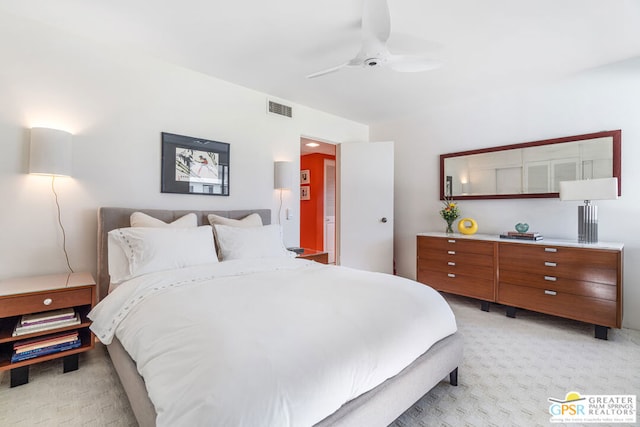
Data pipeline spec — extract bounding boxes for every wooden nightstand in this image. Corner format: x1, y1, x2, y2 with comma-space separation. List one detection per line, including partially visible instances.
0, 272, 96, 387
297, 248, 329, 264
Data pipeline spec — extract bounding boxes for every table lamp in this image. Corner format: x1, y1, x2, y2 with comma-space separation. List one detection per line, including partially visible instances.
559, 177, 618, 243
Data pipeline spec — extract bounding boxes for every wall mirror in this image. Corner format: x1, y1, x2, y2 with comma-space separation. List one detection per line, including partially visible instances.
440, 130, 621, 200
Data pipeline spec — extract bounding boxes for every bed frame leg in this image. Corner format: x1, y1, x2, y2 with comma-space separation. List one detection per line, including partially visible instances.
449, 368, 458, 386
480, 301, 490, 312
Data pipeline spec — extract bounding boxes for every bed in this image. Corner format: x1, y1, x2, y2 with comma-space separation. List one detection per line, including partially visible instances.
92, 207, 463, 427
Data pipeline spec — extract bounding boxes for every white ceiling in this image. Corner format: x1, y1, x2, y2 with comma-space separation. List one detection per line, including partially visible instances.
2, 0, 640, 124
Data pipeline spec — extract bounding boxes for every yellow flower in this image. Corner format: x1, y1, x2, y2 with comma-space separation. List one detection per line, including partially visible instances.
439, 198, 460, 221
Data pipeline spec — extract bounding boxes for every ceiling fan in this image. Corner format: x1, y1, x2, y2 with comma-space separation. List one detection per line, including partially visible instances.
307, 0, 441, 79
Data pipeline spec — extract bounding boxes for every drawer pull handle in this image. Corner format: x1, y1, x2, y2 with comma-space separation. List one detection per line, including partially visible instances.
447, 273, 456, 278
448, 239, 456, 243
544, 276, 557, 282
448, 262, 456, 266
544, 290, 557, 296
544, 262, 557, 267
544, 248, 557, 253
448, 251, 456, 255
43, 298, 53, 306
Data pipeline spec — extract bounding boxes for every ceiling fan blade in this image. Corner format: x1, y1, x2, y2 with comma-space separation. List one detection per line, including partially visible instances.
386, 55, 441, 72
306, 0, 443, 79
306, 63, 349, 79
362, 0, 391, 44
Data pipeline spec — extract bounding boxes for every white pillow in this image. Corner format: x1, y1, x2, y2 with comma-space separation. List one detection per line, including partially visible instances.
208, 213, 264, 260
214, 224, 294, 261
107, 237, 131, 288
207, 212, 263, 228
131, 212, 197, 228
108, 226, 218, 283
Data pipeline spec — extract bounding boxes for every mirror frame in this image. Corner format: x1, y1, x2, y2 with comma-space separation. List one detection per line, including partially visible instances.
440, 130, 621, 200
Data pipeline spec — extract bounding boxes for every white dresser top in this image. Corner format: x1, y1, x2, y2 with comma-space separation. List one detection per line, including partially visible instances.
417, 232, 624, 251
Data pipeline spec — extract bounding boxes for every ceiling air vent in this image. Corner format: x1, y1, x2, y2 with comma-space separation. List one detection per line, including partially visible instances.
268, 100, 293, 118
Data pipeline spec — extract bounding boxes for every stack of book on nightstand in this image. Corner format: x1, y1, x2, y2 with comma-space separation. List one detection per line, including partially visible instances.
11, 330, 81, 362
499, 231, 544, 241
12, 307, 80, 337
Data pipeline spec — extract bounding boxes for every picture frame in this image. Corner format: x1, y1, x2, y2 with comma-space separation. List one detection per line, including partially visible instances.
161, 132, 230, 196
300, 169, 310, 185
300, 186, 310, 200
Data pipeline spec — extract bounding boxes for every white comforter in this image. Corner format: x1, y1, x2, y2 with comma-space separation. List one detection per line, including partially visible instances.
89, 257, 457, 427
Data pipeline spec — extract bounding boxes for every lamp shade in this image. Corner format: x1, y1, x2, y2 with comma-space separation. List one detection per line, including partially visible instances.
274, 161, 293, 189
559, 177, 618, 201
29, 127, 72, 176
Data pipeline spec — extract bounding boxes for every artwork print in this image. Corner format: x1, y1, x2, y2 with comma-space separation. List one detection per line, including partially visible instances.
175, 148, 219, 183
161, 132, 230, 196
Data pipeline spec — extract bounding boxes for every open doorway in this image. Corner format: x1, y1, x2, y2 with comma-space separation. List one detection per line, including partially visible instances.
300, 137, 336, 263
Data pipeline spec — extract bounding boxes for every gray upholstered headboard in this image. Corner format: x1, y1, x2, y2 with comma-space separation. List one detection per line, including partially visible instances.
96, 207, 271, 301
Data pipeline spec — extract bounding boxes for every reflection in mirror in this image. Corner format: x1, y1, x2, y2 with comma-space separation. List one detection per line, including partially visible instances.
440, 130, 621, 200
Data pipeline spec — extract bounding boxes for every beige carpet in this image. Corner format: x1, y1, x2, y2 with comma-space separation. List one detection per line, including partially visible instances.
1, 294, 638, 426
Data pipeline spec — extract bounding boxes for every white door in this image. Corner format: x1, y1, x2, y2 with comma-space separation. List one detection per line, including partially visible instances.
324, 159, 336, 263
337, 141, 394, 274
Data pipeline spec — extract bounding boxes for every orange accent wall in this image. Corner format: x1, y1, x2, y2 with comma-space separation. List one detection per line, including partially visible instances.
300, 153, 335, 251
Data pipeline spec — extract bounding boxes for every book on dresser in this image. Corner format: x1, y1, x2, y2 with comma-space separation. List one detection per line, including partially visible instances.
11, 331, 81, 362
12, 308, 81, 336
499, 231, 543, 241
21, 307, 76, 325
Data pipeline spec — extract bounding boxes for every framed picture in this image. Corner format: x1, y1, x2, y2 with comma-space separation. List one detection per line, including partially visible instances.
300, 186, 310, 200
161, 132, 230, 196
300, 169, 310, 184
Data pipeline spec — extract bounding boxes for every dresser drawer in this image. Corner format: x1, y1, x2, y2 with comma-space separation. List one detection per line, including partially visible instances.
498, 269, 617, 301
299, 252, 329, 264
418, 268, 494, 301
499, 260, 617, 285
498, 283, 618, 327
499, 243, 619, 269
418, 236, 494, 256
419, 255, 494, 279
0, 287, 93, 318
420, 247, 494, 269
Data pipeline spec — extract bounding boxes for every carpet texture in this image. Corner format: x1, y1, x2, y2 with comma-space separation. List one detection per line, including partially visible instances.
1, 294, 638, 426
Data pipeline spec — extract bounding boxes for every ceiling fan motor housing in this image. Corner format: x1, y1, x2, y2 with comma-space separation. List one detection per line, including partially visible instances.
365, 58, 382, 67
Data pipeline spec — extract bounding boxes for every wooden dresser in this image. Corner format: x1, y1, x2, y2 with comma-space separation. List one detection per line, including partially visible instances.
0, 272, 96, 386
296, 248, 329, 264
417, 233, 623, 339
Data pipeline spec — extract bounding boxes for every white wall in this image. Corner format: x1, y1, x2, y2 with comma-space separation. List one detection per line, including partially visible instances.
0, 13, 368, 280
372, 59, 640, 330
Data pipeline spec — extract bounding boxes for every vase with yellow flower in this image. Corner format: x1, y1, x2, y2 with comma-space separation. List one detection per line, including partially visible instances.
439, 198, 460, 233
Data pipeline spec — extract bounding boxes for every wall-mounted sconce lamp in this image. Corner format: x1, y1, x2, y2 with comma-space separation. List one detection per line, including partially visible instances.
559, 177, 618, 244
274, 161, 293, 223
274, 161, 293, 190
30, 128, 72, 176
29, 127, 74, 272
461, 182, 470, 195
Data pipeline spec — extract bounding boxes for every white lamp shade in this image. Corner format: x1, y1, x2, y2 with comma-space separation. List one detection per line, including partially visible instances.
559, 177, 618, 201
29, 127, 73, 176
274, 161, 293, 189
